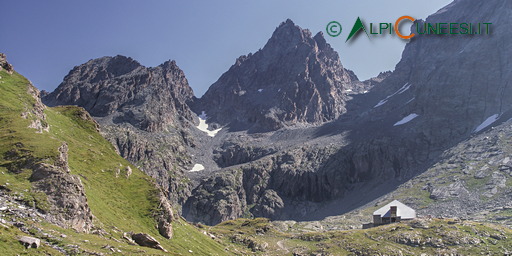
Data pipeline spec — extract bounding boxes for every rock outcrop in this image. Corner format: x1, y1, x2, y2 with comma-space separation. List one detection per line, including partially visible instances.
0, 53, 14, 74
155, 191, 174, 239
197, 19, 354, 132
29, 143, 94, 232
131, 233, 167, 252
23, 84, 50, 133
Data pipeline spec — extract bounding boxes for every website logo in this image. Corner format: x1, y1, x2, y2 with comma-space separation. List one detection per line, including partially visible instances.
327, 16, 492, 42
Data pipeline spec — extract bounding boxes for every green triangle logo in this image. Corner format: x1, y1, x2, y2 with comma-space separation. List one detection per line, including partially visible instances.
346, 17, 370, 42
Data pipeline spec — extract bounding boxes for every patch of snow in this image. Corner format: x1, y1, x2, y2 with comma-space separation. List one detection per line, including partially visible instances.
374, 82, 412, 108
406, 97, 415, 104
258, 89, 263, 92
374, 99, 388, 108
394, 113, 419, 126
396, 82, 412, 94
196, 111, 222, 137
474, 114, 500, 133
363, 90, 368, 93
346, 89, 353, 92
278, 88, 281, 92
459, 49, 465, 54
189, 164, 205, 172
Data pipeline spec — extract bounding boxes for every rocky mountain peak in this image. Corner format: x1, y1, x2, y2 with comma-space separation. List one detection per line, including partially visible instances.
265, 19, 313, 53
85, 55, 142, 78
43, 56, 195, 132
197, 19, 355, 132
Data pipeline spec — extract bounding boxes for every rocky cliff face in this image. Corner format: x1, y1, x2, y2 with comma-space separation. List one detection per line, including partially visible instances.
184, 135, 429, 224
367, 0, 512, 147
43, 56, 196, 205
197, 19, 354, 132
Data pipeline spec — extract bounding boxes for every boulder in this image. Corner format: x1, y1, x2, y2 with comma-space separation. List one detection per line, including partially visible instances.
131, 233, 167, 252
18, 236, 40, 249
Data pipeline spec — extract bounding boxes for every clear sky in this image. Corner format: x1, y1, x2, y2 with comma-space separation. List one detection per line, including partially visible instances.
1, 0, 452, 96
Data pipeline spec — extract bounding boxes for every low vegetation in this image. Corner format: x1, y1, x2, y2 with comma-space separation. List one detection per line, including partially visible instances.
209, 217, 512, 255
0, 69, 230, 255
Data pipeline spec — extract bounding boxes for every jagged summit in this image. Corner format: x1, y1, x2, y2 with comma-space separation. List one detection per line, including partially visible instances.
43, 55, 195, 132
197, 19, 356, 132
264, 19, 313, 52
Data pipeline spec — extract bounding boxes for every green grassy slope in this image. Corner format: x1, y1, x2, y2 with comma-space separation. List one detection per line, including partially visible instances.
0, 69, 231, 255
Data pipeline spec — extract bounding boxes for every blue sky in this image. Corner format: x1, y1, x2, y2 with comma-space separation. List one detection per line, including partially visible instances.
1, 0, 452, 96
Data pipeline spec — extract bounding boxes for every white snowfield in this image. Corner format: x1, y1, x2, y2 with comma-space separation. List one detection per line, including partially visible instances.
189, 164, 205, 172
196, 111, 222, 137
474, 114, 499, 133
394, 113, 419, 126
374, 82, 412, 108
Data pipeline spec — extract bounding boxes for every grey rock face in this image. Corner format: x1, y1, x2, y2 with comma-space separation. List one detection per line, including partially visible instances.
213, 142, 277, 168
99, 124, 193, 204
198, 19, 354, 132
43, 56, 196, 205
183, 169, 246, 225
368, 0, 512, 148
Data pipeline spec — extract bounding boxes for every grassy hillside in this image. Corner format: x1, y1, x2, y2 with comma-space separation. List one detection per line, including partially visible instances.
0, 69, 232, 255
